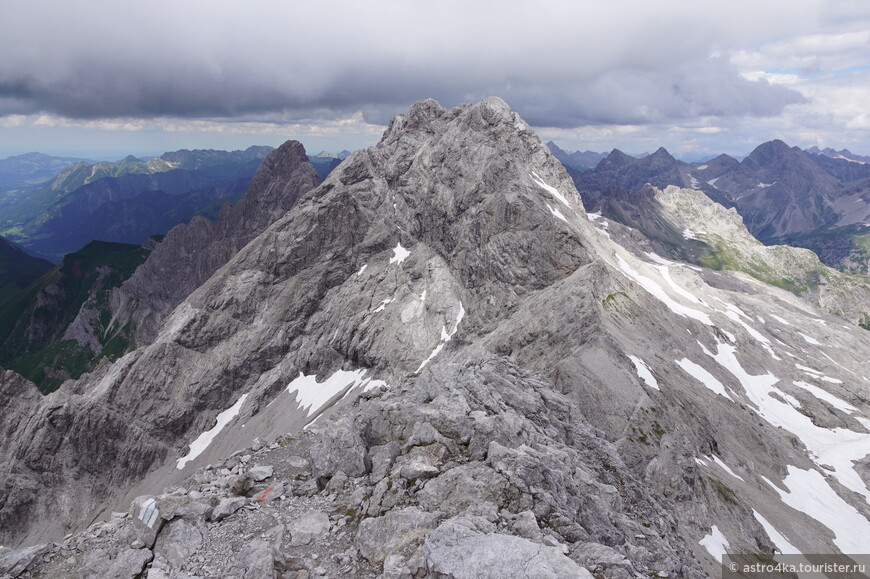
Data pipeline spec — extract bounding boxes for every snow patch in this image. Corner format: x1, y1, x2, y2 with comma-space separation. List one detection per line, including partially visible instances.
628, 356, 659, 390
709, 455, 745, 481
615, 255, 712, 325
530, 171, 571, 208
792, 381, 857, 413
546, 203, 570, 224
799, 333, 822, 345
389, 243, 410, 265
682, 228, 698, 240
372, 298, 393, 313
357, 264, 368, 276
766, 466, 870, 553
699, 525, 730, 562
697, 164, 709, 170
177, 393, 249, 469
676, 358, 732, 400
644, 252, 676, 266
416, 302, 466, 373
656, 265, 705, 306
770, 314, 793, 327
705, 341, 870, 502
753, 511, 800, 554
287, 369, 386, 419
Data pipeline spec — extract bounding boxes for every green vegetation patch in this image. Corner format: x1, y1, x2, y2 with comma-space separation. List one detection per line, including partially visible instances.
0, 240, 150, 393
711, 477, 738, 505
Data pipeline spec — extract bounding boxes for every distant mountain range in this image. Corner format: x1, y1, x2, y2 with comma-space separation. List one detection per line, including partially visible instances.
0, 152, 92, 189
1, 147, 273, 261
545, 142, 608, 172
805, 146, 870, 164
571, 140, 870, 275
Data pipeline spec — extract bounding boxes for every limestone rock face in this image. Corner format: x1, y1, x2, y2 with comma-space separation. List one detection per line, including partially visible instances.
100, 140, 321, 347
3, 97, 870, 579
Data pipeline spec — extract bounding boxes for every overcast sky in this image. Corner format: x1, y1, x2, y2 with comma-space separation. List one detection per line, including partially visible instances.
1, 0, 869, 159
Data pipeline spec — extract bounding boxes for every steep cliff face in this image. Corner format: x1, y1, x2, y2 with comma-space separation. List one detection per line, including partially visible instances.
2, 98, 870, 578
67, 140, 320, 351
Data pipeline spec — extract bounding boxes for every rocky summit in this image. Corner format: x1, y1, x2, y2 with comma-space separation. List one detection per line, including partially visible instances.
2, 97, 870, 578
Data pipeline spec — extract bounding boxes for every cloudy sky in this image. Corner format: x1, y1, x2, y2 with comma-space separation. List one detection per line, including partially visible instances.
1, 0, 868, 160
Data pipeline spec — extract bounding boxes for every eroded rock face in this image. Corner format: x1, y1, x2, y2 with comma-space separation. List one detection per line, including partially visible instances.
95, 140, 321, 348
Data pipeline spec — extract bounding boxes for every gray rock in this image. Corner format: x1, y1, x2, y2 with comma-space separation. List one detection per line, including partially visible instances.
248, 465, 274, 482
396, 444, 444, 481
356, 507, 441, 564
423, 515, 590, 579
309, 417, 369, 478
369, 442, 401, 481
80, 548, 153, 579
209, 496, 248, 522
0, 543, 51, 577
511, 511, 543, 541
160, 519, 203, 570
288, 510, 331, 546
417, 463, 509, 516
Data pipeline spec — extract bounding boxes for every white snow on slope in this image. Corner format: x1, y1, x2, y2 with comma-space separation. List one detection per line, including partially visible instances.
628, 356, 659, 390
530, 171, 571, 208
547, 203, 569, 224
769, 314, 793, 327
682, 228, 698, 240
644, 252, 676, 266
716, 306, 781, 360
709, 455, 745, 481
796, 363, 822, 375
705, 341, 870, 502
177, 393, 249, 469
656, 266, 706, 306
699, 525, 730, 562
799, 333, 822, 345
372, 298, 393, 313
765, 466, 870, 553
615, 255, 712, 325
793, 381, 858, 413
389, 243, 410, 265
416, 302, 466, 373
697, 164, 709, 170
753, 511, 800, 555
287, 369, 385, 418
357, 264, 368, 276
676, 358, 732, 400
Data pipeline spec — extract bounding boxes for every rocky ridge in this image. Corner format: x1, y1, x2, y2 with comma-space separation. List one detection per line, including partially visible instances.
66, 140, 320, 350
2, 98, 870, 578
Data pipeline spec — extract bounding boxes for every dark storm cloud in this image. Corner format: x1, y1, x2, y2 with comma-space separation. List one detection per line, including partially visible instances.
0, 0, 836, 127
